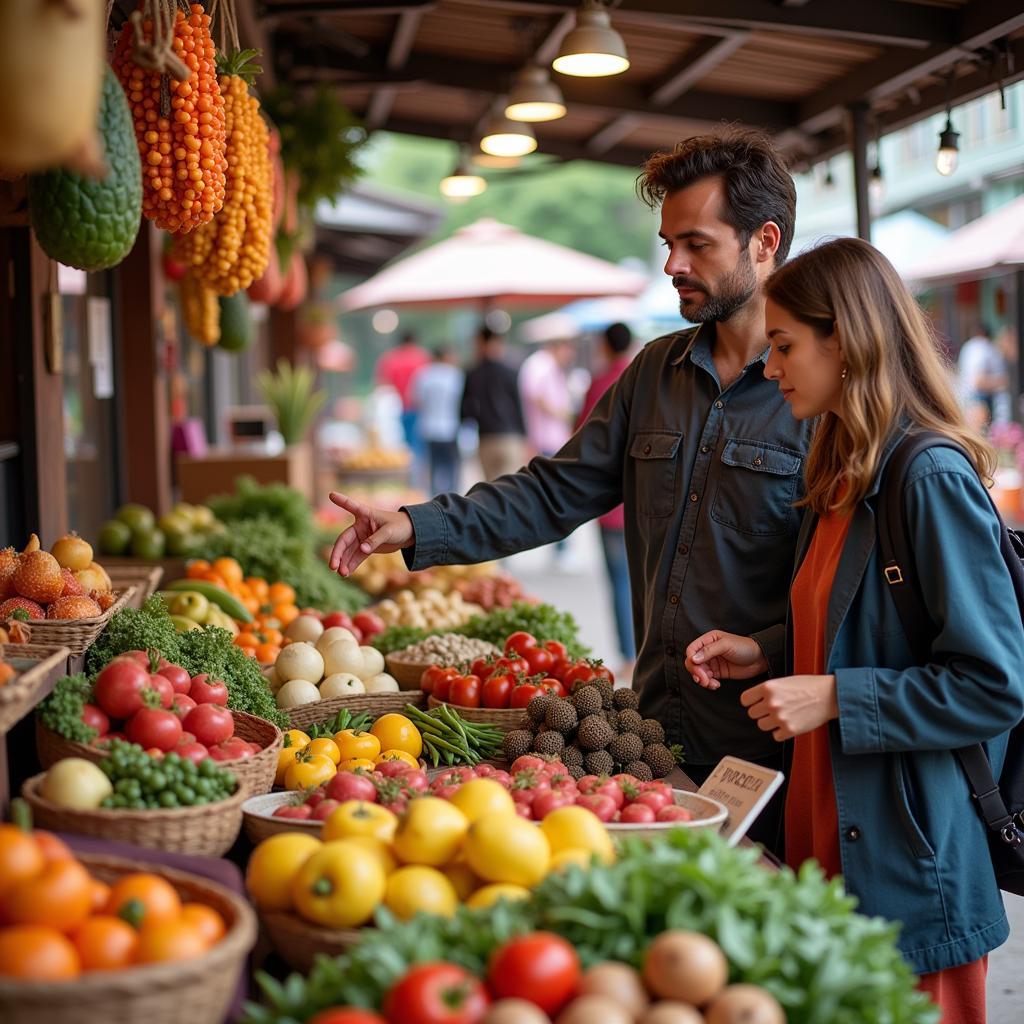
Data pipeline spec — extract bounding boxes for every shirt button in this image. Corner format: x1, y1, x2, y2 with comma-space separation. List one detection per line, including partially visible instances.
669, 594, 679, 605
715, 400, 724, 409
701, 445, 710, 454
643, 444, 652, 455
753, 457, 762, 466
678, 544, 688, 555
844, 826, 862, 842
666, 646, 677, 658
689, 493, 698, 502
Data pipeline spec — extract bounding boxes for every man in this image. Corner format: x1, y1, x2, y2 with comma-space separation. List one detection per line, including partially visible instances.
329, 129, 812, 851
958, 322, 1007, 425
376, 331, 431, 448
459, 325, 527, 481
578, 322, 637, 676
411, 346, 465, 496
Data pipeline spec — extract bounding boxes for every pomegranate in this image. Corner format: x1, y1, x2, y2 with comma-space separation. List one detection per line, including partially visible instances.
0, 596, 46, 620
50, 533, 93, 571
46, 595, 102, 620
14, 550, 64, 604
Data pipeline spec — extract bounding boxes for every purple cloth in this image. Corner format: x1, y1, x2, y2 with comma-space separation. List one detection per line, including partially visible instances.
61, 833, 251, 1022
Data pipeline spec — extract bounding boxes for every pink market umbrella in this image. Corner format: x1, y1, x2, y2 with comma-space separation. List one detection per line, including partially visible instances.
338, 218, 647, 312
903, 195, 1024, 285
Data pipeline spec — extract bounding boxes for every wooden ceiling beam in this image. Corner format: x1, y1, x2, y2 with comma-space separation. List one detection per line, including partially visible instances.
261, 0, 435, 16
534, 12, 576, 66
468, 0, 953, 48
798, 0, 1024, 134
365, 6, 426, 128
649, 32, 750, 106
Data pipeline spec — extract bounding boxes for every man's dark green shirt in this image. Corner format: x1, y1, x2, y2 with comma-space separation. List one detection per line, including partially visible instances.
403, 326, 814, 764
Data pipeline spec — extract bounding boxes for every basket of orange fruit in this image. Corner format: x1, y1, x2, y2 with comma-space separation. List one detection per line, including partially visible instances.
0, 809, 257, 1024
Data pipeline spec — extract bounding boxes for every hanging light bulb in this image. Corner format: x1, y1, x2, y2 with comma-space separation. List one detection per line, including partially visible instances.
552, 0, 630, 78
440, 156, 487, 200
869, 162, 885, 203
505, 65, 566, 122
479, 114, 537, 158
823, 161, 835, 189
935, 114, 960, 176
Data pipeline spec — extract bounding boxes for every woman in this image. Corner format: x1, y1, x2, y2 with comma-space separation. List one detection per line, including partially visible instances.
684, 237, 1024, 1022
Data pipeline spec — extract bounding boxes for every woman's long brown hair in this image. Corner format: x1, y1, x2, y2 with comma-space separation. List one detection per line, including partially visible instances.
766, 237, 994, 516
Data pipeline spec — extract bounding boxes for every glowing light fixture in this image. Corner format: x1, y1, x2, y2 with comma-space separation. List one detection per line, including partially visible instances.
935, 114, 960, 176
440, 156, 487, 199
472, 151, 522, 169
553, 0, 630, 78
479, 115, 537, 158
505, 65, 566, 122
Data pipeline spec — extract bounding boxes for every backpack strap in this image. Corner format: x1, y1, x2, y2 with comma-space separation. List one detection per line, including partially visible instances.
877, 431, 1020, 845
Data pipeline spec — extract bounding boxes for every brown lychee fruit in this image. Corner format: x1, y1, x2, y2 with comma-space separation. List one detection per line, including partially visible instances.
14, 550, 64, 604
0, 596, 46, 620
46, 595, 102, 620
60, 567, 85, 597
0, 548, 18, 598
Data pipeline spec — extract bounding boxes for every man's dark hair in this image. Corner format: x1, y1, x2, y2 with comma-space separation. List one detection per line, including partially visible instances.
637, 127, 796, 264
400, 331, 418, 345
974, 321, 992, 339
479, 325, 498, 344
434, 345, 453, 360
604, 322, 632, 354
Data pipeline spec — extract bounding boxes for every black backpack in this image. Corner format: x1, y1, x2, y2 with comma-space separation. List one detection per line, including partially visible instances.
878, 429, 1024, 895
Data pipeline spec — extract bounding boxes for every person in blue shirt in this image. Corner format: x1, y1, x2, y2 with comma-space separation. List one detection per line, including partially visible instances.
411, 346, 465, 496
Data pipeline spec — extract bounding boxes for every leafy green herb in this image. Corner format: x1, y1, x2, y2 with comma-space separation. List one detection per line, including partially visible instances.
246, 830, 938, 1024
84, 595, 182, 675
38, 674, 96, 743
206, 476, 316, 543
457, 602, 590, 658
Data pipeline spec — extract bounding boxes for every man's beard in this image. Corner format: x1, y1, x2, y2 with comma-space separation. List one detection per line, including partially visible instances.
675, 251, 757, 324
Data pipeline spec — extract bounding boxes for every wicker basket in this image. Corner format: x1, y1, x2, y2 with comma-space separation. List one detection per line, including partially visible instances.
0, 645, 71, 734
383, 653, 432, 690
106, 565, 164, 608
25, 588, 136, 656
21, 772, 245, 857
427, 695, 526, 732
259, 910, 363, 973
0, 853, 256, 1024
285, 690, 427, 729
36, 711, 283, 796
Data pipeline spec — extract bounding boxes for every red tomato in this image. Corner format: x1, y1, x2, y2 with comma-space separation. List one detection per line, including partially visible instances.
634, 790, 672, 813
183, 704, 234, 747
189, 675, 229, 706
561, 663, 597, 690
619, 803, 657, 823
384, 962, 490, 1024
422, 665, 457, 696
448, 674, 482, 709
576, 793, 617, 822
80, 704, 109, 736
325, 772, 378, 803
320, 611, 354, 630
352, 611, 386, 638
308, 1011, 387, 1024
531, 790, 577, 820
208, 737, 252, 761
431, 673, 454, 703
120, 649, 153, 667
508, 683, 543, 709
148, 674, 174, 708
504, 631, 538, 657
522, 646, 554, 675
157, 661, 192, 694
274, 803, 314, 820
125, 708, 183, 752
488, 933, 580, 1014
656, 804, 694, 822
510, 755, 548, 775
170, 693, 197, 720
542, 640, 569, 677
312, 799, 342, 821
494, 655, 529, 676
591, 663, 615, 685
537, 678, 563, 696
92, 658, 151, 719
469, 656, 496, 681
578, 776, 624, 809
178, 742, 209, 765
481, 672, 515, 709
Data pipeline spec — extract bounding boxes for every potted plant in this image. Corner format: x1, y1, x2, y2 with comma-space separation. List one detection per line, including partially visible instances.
257, 359, 326, 446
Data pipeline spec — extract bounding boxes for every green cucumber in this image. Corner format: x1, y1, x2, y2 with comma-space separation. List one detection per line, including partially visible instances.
164, 579, 253, 623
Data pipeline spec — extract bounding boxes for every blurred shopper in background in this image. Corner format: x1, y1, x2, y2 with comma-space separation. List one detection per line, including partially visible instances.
376, 331, 432, 479
460, 325, 527, 481
411, 346, 465, 496
958, 321, 1007, 427
579, 322, 637, 674
520, 337, 577, 567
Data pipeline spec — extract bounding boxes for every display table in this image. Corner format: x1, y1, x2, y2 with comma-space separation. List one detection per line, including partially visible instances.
176, 443, 314, 505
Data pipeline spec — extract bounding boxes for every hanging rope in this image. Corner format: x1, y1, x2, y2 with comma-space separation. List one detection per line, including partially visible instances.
129, 0, 189, 81
210, 0, 240, 56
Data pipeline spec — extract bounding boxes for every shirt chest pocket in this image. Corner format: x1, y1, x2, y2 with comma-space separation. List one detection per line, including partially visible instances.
629, 430, 682, 518
711, 437, 802, 537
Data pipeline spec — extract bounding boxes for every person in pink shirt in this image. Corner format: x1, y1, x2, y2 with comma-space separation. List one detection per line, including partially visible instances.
376, 331, 432, 448
578, 322, 636, 673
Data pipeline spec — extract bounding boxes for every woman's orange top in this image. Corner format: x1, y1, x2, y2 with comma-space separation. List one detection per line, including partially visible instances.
784, 506, 851, 876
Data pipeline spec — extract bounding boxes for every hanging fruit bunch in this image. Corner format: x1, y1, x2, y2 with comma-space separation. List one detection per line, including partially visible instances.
112, 0, 227, 233
174, 49, 272, 295
180, 269, 219, 346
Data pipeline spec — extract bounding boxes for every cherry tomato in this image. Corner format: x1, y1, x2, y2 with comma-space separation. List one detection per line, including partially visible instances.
561, 662, 597, 690
487, 932, 580, 1014
469, 656, 496, 681
494, 655, 529, 676
384, 962, 490, 1024
482, 672, 515, 709
448, 674, 482, 709
504, 631, 538, 657
509, 682, 543, 708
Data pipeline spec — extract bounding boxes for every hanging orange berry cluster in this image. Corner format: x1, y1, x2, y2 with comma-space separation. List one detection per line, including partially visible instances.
112, 2, 227, 233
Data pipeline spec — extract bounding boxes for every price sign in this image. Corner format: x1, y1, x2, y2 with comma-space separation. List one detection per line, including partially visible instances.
698, 756, 784, 846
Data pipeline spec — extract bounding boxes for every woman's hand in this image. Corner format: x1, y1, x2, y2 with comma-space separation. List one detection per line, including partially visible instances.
684, 631, 769, 690
328, 492, 414, 577
740, 675, 838, 741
